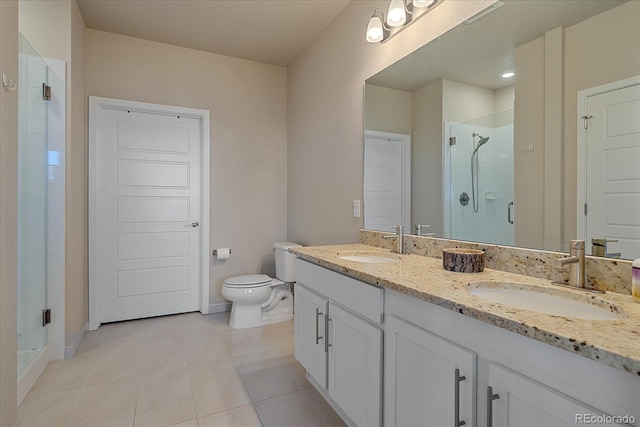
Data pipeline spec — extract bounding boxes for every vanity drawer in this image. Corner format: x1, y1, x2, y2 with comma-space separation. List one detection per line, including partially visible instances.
295, 259, 384, 325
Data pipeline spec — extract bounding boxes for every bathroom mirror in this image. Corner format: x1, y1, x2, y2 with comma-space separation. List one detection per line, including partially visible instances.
364, 0, 640, 260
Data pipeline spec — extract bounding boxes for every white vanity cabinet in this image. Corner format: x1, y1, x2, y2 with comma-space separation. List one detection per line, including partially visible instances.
486, 363, 630, 427
386, 287, 639, 427
294, 285, 328, 388
385, 314, 476, 427
294, 259, 384, 427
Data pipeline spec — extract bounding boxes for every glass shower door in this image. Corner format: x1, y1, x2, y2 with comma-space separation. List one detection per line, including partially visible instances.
446, 110, 515, 246
17, 34, 49, 378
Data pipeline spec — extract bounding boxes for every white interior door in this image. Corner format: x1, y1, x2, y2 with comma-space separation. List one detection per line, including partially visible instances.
364, 131, 410, 233
90, 98, 209, 326
584, 82, 640, 259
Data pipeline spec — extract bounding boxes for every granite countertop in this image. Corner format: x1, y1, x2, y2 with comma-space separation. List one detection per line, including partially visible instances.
290, 244, 640, 376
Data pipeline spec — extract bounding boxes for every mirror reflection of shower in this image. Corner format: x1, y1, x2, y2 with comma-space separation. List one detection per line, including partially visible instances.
444, 109, 514, 246
471, 133, 490, 213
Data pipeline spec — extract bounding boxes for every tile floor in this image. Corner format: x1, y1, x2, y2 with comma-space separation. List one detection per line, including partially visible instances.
18, 312, 347, 427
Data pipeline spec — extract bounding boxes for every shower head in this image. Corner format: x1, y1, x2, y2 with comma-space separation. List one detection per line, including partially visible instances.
472, 133, 490, 154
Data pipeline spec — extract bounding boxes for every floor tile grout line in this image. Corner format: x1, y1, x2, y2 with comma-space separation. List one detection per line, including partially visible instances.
21, 314, 332, 427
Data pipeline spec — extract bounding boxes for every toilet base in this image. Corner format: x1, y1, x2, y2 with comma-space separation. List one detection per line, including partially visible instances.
228, 288, 293, 329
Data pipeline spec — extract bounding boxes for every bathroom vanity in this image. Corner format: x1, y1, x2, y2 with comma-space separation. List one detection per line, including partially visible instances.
291, 244, 640, 427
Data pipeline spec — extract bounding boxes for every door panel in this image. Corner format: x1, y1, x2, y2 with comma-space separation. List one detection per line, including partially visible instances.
586, 84, 640, 259
488, 363, 625, 427
385, 315, 476, 427
294, 284, 328, 389
97, 107, 201, 323
328, 303, 382, 427
364, 133, 409, 232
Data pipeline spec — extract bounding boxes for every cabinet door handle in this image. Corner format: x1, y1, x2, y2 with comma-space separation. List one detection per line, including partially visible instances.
315, 309, 323, 345
325, 316, 332, 352
487, 386, 500, 427
454, 368, 466, 427
507, 202, 514, 224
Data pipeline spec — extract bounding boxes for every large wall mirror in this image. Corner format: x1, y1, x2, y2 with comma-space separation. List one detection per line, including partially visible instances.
364, 0, 640, 260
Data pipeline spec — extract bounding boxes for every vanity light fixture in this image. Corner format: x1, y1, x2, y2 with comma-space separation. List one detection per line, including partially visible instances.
501, 71, 515, 78
366, 0, 442, 44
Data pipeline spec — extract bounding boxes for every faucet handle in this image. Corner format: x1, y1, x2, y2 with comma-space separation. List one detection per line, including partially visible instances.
414, 224, 432, 236
569, 240, 585, 250
393, 225, 403, 234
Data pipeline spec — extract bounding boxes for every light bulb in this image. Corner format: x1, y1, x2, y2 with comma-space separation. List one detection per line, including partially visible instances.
366, 15, 384, 43
387, 0, 407, 27
412, 0, 436, 8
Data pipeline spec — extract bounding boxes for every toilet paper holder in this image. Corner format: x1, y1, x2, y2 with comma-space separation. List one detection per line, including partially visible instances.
213, 249, 232, 256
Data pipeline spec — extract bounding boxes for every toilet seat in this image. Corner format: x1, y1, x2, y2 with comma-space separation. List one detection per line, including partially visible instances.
224, 274, 272, 288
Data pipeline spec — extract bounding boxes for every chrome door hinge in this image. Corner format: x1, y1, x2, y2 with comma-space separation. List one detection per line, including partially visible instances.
42, 83, 51, 100
449, 136, 456, 146
42, 309, 51, 326
584, 203, 588, 216
581, 115, 593, 129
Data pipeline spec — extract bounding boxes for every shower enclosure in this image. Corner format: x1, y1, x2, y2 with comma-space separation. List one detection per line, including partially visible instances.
444, 110, 514, 246
17, 33, 65, 402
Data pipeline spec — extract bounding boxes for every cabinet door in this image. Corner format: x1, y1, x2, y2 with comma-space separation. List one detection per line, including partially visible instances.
385, 315, 476, 427
487, 363, 629, 427
294, 284, 328, 388
328, 303, 383, 427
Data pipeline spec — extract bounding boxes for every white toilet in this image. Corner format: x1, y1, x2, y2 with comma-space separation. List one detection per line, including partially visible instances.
222, 242, 301, 329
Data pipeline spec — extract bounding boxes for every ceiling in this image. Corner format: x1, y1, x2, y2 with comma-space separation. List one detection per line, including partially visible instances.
76, 0, 351, 67
367, 0, 626, 91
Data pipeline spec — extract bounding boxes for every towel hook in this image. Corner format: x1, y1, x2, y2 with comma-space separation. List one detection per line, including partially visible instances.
2, 73, 17, 92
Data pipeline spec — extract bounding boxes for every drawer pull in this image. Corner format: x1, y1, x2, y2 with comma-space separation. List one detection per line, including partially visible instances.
454, 368, 466, 427
315, 308, 323, 345
487, 386, 500, 427
326, 317, 333, 352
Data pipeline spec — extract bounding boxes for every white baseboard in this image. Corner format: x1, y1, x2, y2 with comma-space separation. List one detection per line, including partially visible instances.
208, 302, 231, 314
17, 346, 49, 407
64, 322, 88, 359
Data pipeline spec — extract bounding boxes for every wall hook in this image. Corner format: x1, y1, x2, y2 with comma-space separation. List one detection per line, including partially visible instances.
2, 73, 17, 91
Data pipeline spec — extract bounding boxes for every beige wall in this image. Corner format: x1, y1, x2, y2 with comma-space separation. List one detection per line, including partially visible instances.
66, 0, 86, 345
287, 0, 494, 245
0, 0, 19, 424
495, 86, 515, 114
563, 0, 640, 244
412, 80, 443, 235
364, 84, 412, 134
442, 79, 496, 124
85, 30, 288, 305
514, 36, 545, 249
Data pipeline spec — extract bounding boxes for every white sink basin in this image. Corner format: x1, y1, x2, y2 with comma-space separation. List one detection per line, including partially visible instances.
338, 252, 399, 264
469, 282, 623, 321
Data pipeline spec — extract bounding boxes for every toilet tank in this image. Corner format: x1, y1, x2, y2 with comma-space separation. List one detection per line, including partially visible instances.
274, 242, 301, 282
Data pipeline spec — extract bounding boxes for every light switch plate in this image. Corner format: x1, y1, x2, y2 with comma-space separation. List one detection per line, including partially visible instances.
353, 200, 361, 218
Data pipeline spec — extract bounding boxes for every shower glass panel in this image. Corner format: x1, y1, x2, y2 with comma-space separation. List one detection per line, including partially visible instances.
17, 34, 51, 378
446, 110, 514, 246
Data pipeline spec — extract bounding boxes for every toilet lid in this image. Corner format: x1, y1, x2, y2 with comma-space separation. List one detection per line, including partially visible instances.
224, 274, 272, 288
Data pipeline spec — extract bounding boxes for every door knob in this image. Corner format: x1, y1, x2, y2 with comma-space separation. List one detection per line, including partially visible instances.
190, 221, 199, 228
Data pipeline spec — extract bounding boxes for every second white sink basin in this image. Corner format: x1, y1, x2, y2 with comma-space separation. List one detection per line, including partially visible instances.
338, 252, 399, 264
469, 282, 623, 321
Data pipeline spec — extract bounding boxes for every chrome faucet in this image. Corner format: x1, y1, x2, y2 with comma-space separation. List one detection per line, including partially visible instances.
414, 224, 436, 237
558, 240, 586, 289
383, 225, 404, 254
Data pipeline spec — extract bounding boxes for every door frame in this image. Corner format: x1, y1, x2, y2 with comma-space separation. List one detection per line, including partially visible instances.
88, 96, 211, 330
363, 130, 411, 231
576, 75, 640, 242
